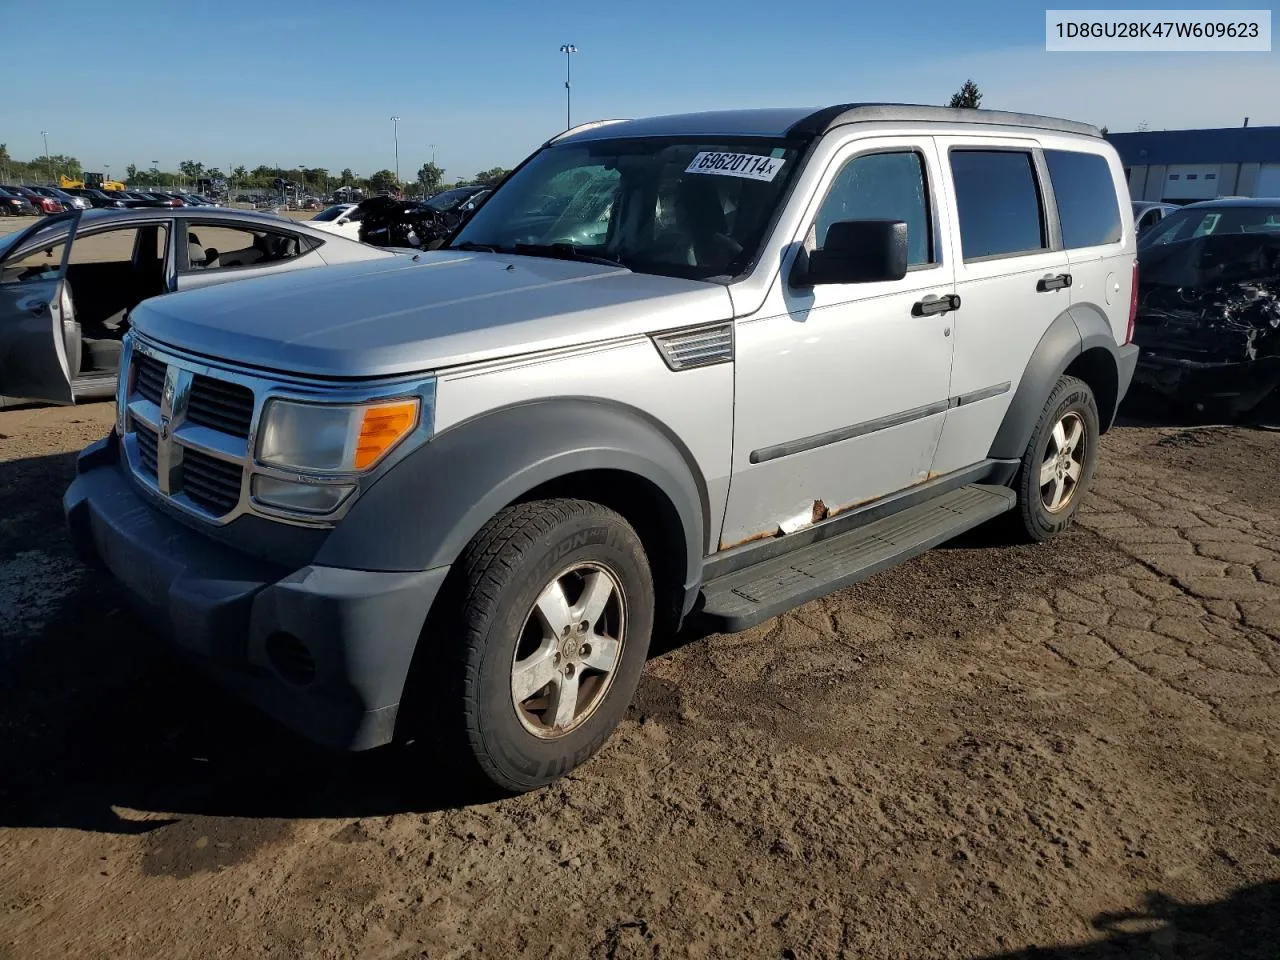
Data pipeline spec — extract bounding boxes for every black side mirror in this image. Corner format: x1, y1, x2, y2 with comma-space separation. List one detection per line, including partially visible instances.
793, 219, 909, 287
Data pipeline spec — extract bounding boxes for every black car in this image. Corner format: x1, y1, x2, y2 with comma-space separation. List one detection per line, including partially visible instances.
1132, 198, 1280, 416
62, 187, 129, 209
105, 190, 173, 209
0, 187, 38, 216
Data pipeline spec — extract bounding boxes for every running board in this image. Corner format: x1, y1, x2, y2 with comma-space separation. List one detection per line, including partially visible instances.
698, 483, 1016, 632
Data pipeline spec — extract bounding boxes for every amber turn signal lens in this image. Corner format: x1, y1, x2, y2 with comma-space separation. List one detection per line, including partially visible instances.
354, 400, 419, 469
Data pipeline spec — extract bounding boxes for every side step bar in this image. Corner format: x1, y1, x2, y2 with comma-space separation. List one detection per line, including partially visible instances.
698, 483, 1016, 632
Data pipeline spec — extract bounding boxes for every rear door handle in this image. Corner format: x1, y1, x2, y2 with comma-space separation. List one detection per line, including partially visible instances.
1037, 273, 1072, 292
912, 294, 961, 316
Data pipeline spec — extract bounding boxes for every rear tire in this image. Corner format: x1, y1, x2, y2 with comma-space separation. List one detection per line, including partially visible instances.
439, 499, 654, 793
1009, 375, 1100, 542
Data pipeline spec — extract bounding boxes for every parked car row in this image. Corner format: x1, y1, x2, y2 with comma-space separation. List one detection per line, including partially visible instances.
0, 185, 223, 215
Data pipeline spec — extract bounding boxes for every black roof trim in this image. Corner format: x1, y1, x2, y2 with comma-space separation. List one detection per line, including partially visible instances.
786, 103, 1102, 140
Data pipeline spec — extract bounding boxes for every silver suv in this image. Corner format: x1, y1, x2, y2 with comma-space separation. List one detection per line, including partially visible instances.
62, 104, 1139, 791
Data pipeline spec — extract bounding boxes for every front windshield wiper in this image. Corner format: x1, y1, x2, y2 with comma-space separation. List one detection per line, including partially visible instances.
512, 242, 625, 268
450, 241, 501, 252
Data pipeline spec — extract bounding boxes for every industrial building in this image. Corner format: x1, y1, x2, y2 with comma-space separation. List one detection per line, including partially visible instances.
1106, 125, 1280, 203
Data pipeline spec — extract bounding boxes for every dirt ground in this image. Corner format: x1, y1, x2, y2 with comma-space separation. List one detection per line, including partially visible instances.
1, 394, 1278, 960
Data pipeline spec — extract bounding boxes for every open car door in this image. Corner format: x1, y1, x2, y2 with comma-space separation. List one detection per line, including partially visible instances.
0, 210, 83, 404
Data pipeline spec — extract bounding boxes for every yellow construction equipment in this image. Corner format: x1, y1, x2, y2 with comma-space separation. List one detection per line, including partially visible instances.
59, 172, 127, 192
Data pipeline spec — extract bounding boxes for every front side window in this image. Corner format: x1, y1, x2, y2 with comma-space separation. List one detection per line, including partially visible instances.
1044, 149, 1122, 248
950, 150, 1046, 260
814, 150, 933, 266
450, 136, 805, 281
183, 225, 309, 271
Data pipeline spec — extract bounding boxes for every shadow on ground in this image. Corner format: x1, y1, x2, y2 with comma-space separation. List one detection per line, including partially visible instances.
1115, 384, 1280, 431
977, 882, 1280, 959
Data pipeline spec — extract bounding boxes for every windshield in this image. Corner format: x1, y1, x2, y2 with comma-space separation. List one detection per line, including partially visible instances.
450, 136, 805, 281
1139, 204, 1280, 248
426, 187, 480, 212
313, 204, 351, 221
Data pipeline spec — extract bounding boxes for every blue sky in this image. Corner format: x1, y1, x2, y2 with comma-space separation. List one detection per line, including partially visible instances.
1, 0, 1277, 181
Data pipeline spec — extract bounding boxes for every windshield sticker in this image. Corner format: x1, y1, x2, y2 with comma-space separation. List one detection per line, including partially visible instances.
685, 152, 787, 182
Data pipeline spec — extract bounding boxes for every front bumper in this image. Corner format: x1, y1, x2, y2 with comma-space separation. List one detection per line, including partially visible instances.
1133, 350, 1280, 414
63, 434, 447, 750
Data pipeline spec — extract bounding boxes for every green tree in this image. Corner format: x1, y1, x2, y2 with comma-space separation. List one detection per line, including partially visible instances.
417, 161, 444, 196
232, 165, 248, 180
125, 163, 138, 181
340, 167, 354, 185
472, 167, 510, 186
178, 160, 205, 181
947, 79, 983, 109
368, 169, 398, 193
1100, 125, 1109, 136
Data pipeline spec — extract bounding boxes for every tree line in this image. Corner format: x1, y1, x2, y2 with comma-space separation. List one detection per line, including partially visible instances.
0, 144, 510, 195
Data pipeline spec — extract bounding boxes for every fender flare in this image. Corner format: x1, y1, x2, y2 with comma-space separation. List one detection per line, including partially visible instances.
315, 397, 710, 590
988, 304, 1121, 461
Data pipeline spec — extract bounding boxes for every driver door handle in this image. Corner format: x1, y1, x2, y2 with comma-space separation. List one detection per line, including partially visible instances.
912, 294, 961, 316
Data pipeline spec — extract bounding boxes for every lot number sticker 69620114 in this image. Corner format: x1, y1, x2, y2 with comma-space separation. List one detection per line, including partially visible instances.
685, 151, 787, 182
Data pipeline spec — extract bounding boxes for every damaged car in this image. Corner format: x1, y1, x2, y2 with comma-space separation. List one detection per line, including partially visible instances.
1131, 198, 1280, 416
353, 186, 491, 249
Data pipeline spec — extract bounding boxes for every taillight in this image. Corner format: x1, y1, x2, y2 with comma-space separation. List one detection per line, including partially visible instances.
1125, 258, 1139, 344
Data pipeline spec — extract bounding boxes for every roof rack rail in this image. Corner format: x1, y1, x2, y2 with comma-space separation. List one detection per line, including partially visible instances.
787, 103, 1102, 139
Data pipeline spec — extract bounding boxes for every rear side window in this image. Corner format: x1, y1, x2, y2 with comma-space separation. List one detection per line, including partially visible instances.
1046, 150, 1121, 248
950, 150, 1046, 260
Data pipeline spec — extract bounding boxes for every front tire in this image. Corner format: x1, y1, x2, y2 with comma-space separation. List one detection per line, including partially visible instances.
449, 499, 654, 792
1010, 375, 1100, 542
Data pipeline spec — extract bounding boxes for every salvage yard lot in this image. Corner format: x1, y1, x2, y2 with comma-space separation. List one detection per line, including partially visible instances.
2, 399, 1280, 954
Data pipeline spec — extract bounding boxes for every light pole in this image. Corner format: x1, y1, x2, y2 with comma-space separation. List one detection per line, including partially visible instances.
151, 160, 159, 188
390, 116, 401, 193
41, 130, 50, 182
559, 44, 577, 130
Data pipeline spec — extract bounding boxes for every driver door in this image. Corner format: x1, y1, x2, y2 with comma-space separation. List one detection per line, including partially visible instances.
0, 210, 83, 404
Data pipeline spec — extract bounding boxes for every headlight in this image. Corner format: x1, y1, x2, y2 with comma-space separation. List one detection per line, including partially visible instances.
257, 396, 423, 472
252, 393, 429, 516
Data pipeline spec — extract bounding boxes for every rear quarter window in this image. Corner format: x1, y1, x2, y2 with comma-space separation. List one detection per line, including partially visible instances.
1045, 150, 1122, 248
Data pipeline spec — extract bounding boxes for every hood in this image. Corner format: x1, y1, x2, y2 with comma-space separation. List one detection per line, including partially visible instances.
130, 251, 733, 377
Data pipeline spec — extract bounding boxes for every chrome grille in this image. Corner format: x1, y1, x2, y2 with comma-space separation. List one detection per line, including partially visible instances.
133, 353, 166, 405
123, 340, 257, 523
181, 449, 243, 515
119, 334, 433, 529
135, 421, 159, 476
188, 374, 254, 438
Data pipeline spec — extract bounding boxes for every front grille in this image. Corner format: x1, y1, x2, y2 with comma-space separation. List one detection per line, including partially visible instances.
181, 449, 242, 515
187, 375, 254, 438
134, 353, 166, 405
135, 421, 158, 476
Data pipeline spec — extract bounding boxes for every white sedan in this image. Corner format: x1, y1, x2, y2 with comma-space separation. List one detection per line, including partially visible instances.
308, 203, 361, 240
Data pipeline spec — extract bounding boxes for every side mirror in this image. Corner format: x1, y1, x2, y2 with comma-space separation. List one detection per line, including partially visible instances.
793, 219, 909, 287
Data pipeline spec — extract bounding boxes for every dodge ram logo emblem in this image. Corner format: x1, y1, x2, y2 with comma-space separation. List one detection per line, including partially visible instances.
159, 416, 171, 442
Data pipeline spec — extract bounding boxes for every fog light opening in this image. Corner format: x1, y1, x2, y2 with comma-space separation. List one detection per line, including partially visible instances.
265, 632, 317, 687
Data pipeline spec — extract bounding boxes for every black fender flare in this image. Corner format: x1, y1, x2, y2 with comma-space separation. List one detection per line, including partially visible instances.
988, 304, 1122, 461
315, 397, 710, 590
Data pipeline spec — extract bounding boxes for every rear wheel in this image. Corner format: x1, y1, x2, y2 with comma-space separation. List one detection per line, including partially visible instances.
1009, 375, 1100, 542
441, 499, 655, 792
